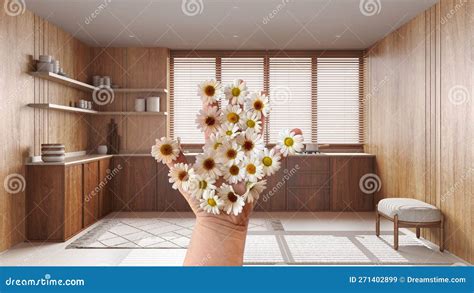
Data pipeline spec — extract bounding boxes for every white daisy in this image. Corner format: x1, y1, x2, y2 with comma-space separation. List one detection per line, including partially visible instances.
221, 104, 242, 125
246, 92, 270, 117
195, 150, 222, 180
242, 156, 264, 182
151, 137, 180, 164
244, 179, 267, 203
259, 147, 281, 176
237, 131, 264, 157
277, 129, 304, 156
218, 183, 245, 216
224, 79, 248, 105
198, 79, 222, 105
196, 106, 221, 133
188, 174, 216, 200
223, 163, 245, 184
217, 140, 244, 166
218, 123, 240, 140
241, 111, 262, 133
204, 133, 224, 152
200, 189, 223, 215
168, 163, 195, 191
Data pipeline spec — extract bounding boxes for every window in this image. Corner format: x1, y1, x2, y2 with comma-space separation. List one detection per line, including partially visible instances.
268, 58, 313, 143
170, 58, 215, 144
316, 58, 361, 144
170, 53, 364, 145
220, 58, 264, 108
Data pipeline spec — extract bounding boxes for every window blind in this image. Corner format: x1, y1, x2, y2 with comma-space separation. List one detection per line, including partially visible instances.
169, 53, 364, 145
221, 57, 264, 108
268, 58, 313, 143
316, 58, 362, 144
170, 58, 215, 144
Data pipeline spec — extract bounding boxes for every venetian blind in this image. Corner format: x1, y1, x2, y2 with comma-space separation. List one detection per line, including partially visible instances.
316, 57, 362, 144
170, 58, 215, 144
268, 58, 313, 143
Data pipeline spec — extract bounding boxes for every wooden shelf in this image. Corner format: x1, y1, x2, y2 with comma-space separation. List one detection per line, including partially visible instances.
27, 103, 167, 116
28, 103, 98, 114
113, 88, 168, 94
95, 111, 168, 116
30, 72, 97, 92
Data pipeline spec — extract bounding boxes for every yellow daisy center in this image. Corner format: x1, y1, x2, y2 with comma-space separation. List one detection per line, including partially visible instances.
253, 100, 263, 111
213, 142, 222, 150
227, 192, 237, 202
226, 130, 233, 136
207, 198, 217, 207
262, 156, 273, 167
229, 165, 240, 176
246, 120, 256, 128
246, 164, 257, 174
203, 158, 215, 170
204, 85, 216, 97
199, 180, 207, 190
205, 116, 216, 126
226, 149, 237, 159
160, 144, 173, 156
178, 170, 188, 181
227, 112, 239, 124
231, 87, 241, 97
284, 137, 294, 147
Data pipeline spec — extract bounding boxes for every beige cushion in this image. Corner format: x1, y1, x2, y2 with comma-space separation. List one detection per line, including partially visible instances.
378, 198, 441, 222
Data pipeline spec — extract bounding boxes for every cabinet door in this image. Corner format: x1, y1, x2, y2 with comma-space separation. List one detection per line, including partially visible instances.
98, 158, 113, 218
64, 165, 83, 239
254, 158, 287, 212
330, 157, 375, 211
286, 156, 330, 211
83, 161, 100, 227
157, 156, 193, 212
114, 157, 157, 211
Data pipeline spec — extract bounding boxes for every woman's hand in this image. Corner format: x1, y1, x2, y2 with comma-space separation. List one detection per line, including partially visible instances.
164, 88, 303, 265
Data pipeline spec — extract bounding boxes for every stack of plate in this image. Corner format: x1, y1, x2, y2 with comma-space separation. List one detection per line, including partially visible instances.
41, 144, 65, 162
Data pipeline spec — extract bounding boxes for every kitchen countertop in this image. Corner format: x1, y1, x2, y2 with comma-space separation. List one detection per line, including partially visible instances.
26, 152, 374, 166
26, 154, 114, 166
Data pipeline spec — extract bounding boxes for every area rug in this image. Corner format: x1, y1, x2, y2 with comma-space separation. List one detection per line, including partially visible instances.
67, 216, 455, 265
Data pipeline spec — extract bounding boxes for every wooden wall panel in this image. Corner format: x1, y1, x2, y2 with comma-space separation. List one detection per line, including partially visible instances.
88, 48, 169, 153
0, 0, 91, 251
366, 0, 474, 263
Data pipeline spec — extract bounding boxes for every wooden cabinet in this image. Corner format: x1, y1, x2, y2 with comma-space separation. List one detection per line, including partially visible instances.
330, 156, 374, 211
64, 165, 83, 239
26, 164, 84, 241
157, 155, 195, 212
254, 161, 287, 211
98, 158, 113, 218
83, 161, 100, 227
26, 156, 114, 241
286, 156, 330, 211
113, 156, 157, 211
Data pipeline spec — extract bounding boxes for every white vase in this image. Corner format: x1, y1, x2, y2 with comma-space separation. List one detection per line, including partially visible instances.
135, 98, 146, 112
146, 97, 160, 112
97, 145, 108, 154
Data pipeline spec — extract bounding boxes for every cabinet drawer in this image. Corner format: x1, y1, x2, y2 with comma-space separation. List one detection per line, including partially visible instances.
287, 187, 330, 211
287, 156, 329, 172
287, 172, 330, 188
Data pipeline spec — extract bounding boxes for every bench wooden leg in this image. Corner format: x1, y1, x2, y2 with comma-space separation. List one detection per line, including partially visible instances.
394, 214, 399, 250
375, 211, 380, 237
440, 215, 444, 252
416, 227, 421, 238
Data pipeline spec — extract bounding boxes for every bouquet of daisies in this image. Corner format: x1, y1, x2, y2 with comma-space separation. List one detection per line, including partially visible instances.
151, 79, 304, 216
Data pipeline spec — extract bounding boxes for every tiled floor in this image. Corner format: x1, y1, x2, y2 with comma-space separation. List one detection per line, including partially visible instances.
0, 212, 468, 266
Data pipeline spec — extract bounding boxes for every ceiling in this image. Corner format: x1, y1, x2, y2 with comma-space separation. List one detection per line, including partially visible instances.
25, 0, 438, 50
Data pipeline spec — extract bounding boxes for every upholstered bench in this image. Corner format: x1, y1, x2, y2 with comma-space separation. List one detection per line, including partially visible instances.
376, 198, 444, 251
